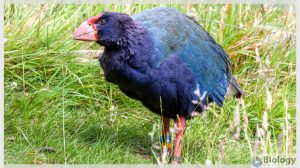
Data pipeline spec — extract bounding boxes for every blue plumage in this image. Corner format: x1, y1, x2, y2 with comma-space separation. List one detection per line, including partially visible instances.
72, 7, 244, 161
133, 7, 234, 106
96, 7, 243, 119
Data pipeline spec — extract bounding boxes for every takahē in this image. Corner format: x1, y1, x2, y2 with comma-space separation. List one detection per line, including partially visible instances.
73, 7, 243, 163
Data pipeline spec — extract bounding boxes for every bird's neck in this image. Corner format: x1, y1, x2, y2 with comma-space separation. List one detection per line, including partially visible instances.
99, 22, 156, 86
103, 22, 155, 71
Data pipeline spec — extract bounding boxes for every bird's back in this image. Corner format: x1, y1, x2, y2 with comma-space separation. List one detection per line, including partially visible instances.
133, 7, 216, 63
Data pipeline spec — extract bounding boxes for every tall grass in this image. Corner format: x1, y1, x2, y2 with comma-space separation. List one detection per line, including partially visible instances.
4, 4, 296, 164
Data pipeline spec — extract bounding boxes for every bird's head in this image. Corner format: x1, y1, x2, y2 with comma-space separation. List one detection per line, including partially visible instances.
73, 12, 132, 47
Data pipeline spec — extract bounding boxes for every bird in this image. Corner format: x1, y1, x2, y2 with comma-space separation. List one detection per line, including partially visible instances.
73, 7, 243, 164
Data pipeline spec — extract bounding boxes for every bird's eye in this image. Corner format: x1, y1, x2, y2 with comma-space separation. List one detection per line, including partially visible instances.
97, 19, 106, 24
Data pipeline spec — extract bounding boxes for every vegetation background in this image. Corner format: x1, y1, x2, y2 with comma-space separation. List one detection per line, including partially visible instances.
4, 4, 296, 164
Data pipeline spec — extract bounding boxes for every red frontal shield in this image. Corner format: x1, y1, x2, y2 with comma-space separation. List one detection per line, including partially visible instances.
73, 14, 101, 41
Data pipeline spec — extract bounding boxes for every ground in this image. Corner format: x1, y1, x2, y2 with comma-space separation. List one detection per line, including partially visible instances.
4, 4, 296, 164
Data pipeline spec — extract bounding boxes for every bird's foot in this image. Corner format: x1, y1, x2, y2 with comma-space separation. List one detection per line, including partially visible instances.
170, 156, 182, 164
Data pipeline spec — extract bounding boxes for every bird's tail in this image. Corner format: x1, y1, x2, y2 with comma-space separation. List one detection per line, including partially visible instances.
226, 77, 244, 98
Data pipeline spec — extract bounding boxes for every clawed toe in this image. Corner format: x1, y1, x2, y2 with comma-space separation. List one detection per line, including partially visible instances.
170, 156, 182, 164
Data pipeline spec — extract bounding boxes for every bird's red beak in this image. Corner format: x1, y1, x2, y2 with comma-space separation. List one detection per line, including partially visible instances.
73, 14, 101, 41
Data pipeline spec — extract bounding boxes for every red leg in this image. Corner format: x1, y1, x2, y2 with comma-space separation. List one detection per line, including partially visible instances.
161, 116, 171, 163
161, 116, 171, 149
162, 116, 170, 136
172, 115, 186, 164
